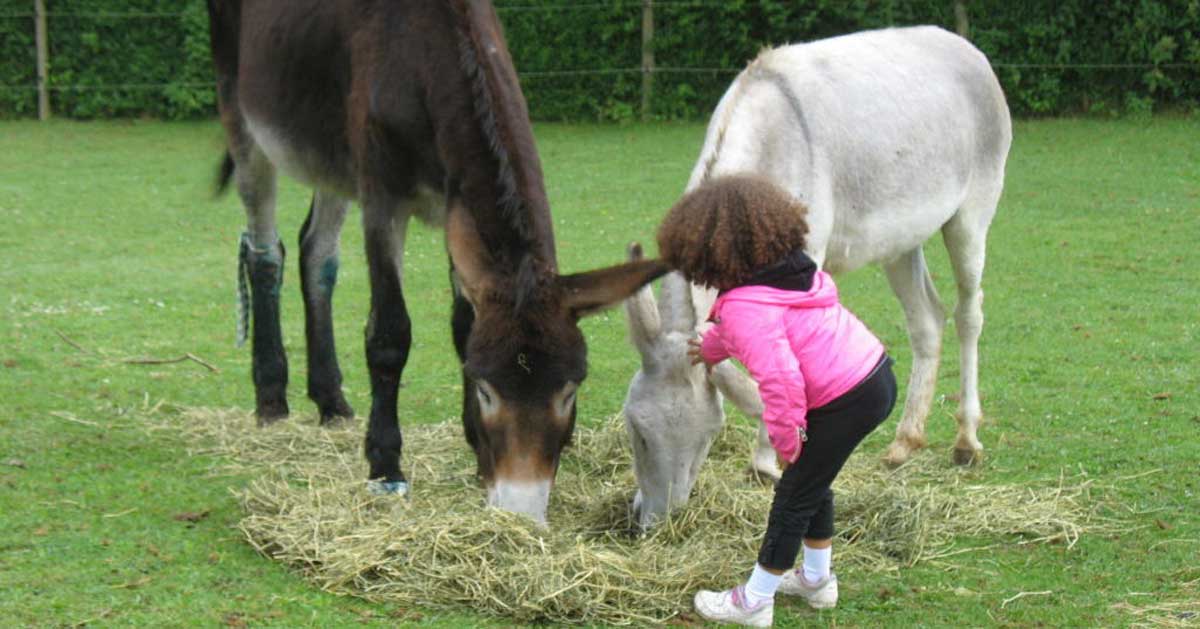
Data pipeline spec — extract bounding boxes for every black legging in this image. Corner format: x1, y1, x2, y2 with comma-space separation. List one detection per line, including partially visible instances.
757, 355, 898, 571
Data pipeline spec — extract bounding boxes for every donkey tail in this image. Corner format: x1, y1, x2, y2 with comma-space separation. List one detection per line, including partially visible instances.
214, 152, 236, 198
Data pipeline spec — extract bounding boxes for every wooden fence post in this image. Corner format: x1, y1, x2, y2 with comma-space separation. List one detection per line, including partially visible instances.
641, 0, 654, 122
34, 0, 50, 120
954, 0, 969, 39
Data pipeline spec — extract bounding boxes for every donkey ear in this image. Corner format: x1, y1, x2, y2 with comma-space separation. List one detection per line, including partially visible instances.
623, 243, 662, 355
690, 282, 719, 329
446, 204, 496, 306
659, 272, 698, 332
559, 254, 669, 320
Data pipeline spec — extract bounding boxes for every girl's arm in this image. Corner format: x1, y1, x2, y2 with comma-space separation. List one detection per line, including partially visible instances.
717, 302, 809, 463
698, 325, 731, 364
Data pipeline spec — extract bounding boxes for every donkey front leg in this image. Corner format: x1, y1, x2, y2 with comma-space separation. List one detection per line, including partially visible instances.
298, 191, 355, 425
362, 207, 413, 495
233, 148, 289, 424
752, 424, 783, 482
710, 362, 781, 482
449, 272, 487, 480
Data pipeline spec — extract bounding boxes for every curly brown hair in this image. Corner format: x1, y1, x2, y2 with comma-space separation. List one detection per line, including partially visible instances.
656, 174, 809, 290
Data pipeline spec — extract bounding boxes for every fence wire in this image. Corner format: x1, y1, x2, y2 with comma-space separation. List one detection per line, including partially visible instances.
1, 11, 183, 18
0, 2, 750, 19
2, 4, 1198, 103
3, 63, 1197, 93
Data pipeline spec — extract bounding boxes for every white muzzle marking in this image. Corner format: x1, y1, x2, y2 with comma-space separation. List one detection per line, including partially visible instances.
487, 479, 551, 524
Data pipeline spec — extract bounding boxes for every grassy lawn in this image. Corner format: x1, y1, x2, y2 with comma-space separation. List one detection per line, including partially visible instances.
1, 116, 1197, 627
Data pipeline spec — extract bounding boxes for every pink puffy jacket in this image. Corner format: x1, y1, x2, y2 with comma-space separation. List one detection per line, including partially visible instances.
700, 271, 885, 463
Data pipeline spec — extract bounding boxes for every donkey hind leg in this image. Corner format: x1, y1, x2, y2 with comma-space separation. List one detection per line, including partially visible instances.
881, 248, 947, 467
233, 147, 289, 424
941, 186, 1001, 465
362, 208, 413, 496
298, 191, 355, 425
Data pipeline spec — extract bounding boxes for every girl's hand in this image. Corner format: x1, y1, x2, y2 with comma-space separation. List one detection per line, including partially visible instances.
687, 336, 715, 374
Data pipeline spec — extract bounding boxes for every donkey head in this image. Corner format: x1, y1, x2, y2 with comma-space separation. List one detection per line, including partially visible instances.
622, 244, 779, 530
448, 209, 667, 524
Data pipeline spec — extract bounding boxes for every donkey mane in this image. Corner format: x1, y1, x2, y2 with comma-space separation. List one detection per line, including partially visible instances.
451, 0, 550, 262
700, 58, 760, 182
700, 54, 815, 184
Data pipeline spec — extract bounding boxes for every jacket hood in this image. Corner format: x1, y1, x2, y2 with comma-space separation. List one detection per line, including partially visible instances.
743, 248, 817, 291
708, 271, 839, 320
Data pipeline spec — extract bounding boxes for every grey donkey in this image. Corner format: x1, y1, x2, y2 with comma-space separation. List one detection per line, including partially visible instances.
622, 244, 781, 530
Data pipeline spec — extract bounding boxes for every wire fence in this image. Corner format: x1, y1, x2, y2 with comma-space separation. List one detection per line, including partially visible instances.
12, 65, 1199, 94
2, 2, 1199, 118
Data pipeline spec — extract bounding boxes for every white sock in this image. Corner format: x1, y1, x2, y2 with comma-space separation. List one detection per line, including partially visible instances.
743, 564, 781, 605
802, 544, 832, 583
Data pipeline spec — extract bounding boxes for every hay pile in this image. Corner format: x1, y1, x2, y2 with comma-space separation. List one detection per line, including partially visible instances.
1112, 577, 1200, 628
173, 407, 1112, 625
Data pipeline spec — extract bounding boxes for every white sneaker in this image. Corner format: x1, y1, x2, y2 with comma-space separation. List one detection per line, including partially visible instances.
777, 570, 838, 609
693, 585, 774, 627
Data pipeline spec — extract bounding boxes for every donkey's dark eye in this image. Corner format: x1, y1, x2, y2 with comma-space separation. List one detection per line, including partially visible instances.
476, 381, 502, 418
554, 382, 579, 419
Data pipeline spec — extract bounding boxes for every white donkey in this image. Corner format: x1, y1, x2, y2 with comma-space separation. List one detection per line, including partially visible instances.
623, 245, 780, 529
624, 26, 1011, 526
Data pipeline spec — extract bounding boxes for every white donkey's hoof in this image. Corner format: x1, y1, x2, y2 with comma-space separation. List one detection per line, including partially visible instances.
882, 439, 924, 468
749, 460, 782, 484
367, 480, 409, 496
952, 446, 983, 466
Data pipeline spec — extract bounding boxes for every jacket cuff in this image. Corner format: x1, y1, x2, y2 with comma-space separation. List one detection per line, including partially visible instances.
699, 330, 728, 364
767, 428, 799, 464
767, 420, 808, 463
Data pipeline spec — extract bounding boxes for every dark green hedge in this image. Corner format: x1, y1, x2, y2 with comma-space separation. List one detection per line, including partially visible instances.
2, 0, 1197, 120
969, 1, 1200, 115
0, 0, 213, 118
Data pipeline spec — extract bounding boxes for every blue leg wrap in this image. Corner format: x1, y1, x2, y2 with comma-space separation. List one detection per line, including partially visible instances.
236, 232, 284, 347
367, 480, 410, 497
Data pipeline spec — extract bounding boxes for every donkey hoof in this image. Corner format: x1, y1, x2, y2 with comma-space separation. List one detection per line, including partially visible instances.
318, 399, 356, 426
952, 447, 982, 466
748, 462, 782, 484
255, 401, 290, 426
367, 480, 409, 497
882, 443, 911, 468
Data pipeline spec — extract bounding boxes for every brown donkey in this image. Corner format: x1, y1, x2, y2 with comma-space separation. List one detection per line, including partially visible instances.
206, 0, 666, 522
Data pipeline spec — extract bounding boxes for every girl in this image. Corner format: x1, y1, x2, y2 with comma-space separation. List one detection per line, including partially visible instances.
658, 175, 898, 627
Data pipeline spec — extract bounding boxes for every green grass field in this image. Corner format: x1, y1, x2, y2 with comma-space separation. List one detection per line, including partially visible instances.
1, 117, 1197, 628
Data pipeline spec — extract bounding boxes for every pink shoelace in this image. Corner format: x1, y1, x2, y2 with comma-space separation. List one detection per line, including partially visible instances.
730, 585, 769, 611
